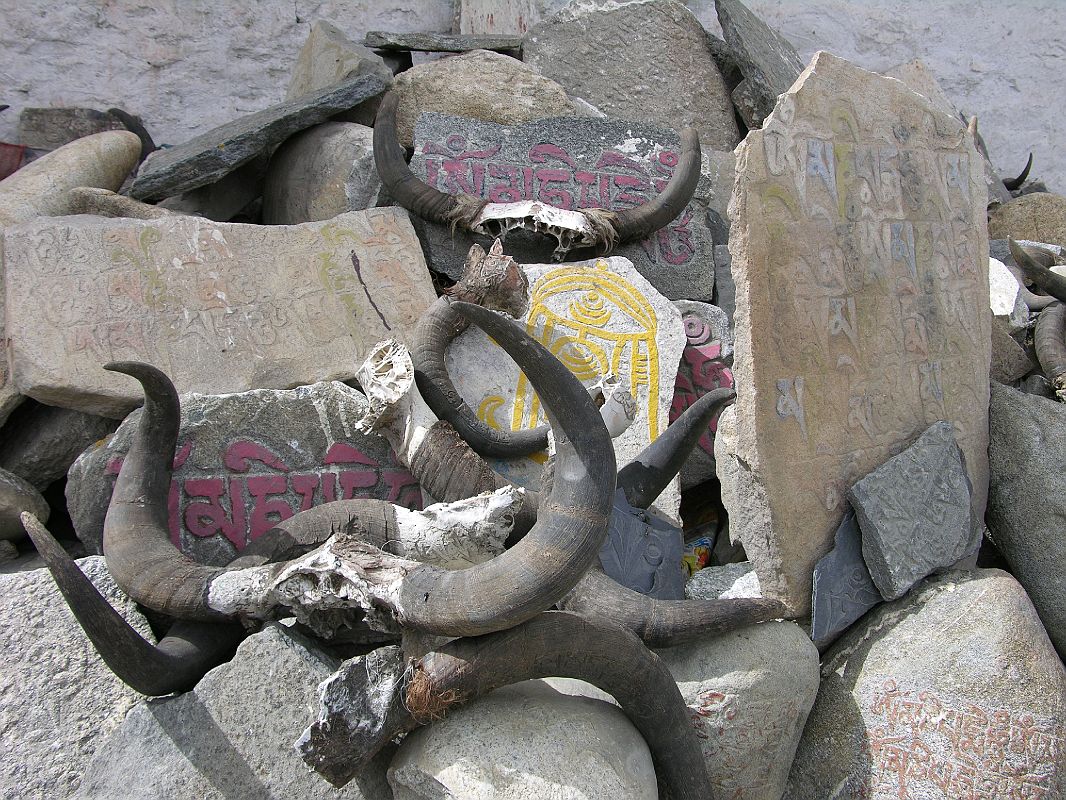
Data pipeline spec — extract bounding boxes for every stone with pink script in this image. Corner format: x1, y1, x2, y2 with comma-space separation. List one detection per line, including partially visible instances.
66, 381, 422, 566
408, 113, 717, 301
671, 300, 733, 490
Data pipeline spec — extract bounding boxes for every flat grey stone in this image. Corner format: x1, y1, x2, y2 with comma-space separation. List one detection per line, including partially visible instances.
409, 113, 715, 300
0, 557, 154, 800
0, 467, 48, 541
987, 381, 1066, 654
849, 421, 976, 601
67, 381, 423, 564
365, 31, 522, 53
130, 73, 389, 201
17, 107, 125, 151
785, 569, 1066, 799
712, 244, 735, 322
524, 0, 740, 151
599, 489, 685, 600
684, 560, 760, 600
714, 0, 804, 127
73, 624, 387, 800
990, 322, 1036, 383
810, 510, 881, 646
0, 400, 117, 490
155, 154, 268, 222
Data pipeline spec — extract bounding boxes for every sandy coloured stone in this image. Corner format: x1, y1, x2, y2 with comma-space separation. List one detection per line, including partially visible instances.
287, 21, 393, 102
524, 0, 740, 152
66, 187, 179, 220
262, 122, 381, 225
449, 255, 686, 518
66, 381, 422, 564
4, 208, 435, 416
785, 569, 1066, 799
0, 467, 48, 542
988, 192, 1066, 249
390, 49, 577, 149
718, 52, 990, 615
456, 0, 567, 34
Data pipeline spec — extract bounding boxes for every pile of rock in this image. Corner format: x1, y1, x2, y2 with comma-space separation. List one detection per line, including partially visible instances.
0, 1, 1063, 799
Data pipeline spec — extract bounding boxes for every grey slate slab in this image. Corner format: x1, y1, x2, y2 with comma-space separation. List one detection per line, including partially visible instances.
130, 73, 389, 201
599, 489, 685, 600
365, 31, 522, 53
810, 509, 882, 646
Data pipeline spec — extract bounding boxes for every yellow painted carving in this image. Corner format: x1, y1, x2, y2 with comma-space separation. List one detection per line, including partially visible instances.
511, 260, 663, 439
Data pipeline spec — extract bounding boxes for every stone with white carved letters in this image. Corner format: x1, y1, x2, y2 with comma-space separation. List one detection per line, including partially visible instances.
408, 113, 717, 301
716, 52, 990, 616
3, 208, 436, 417
66, 381, 423, 566
786, 569, 1066, 799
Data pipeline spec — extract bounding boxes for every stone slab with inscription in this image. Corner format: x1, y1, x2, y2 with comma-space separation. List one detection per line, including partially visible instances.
671, 300, 734, 489
4, 208, 435, 417
717, 52, 991, 616
67, 381, 423, 566
786, 569, 1066, 799
660, 621, 819, 800
409, 113, 716, 301
448, 255, 686, 519
850, 421, 977, 601
810, 509, 881, 647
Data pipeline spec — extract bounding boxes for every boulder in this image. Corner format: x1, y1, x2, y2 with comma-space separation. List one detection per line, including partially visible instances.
0, 557, 154, 800
387, 679, 657, 799
67, 381, 422, 564
448, 255, 686, 518
0, 401, 117, 490
390, 49, 576, 149
990, 323, 1036, 383
987, 381, 1066, 654
718, 52, 990, 615
785, 569, 1066, 799
73, 624, 388, 800
523, 0, 740, 151
129, 73, 388, 201
658, 621, 819, 800
0, 467, 48, 541
714, 0, 805, 127
685, 560, 760, 600
3, 208, 435, 416
263, 122, 381, 225
407, 112, 716, 300
988, 192, 1066, 249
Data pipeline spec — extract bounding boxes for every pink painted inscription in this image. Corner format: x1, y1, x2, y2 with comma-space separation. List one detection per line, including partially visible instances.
670, 313, 734, 457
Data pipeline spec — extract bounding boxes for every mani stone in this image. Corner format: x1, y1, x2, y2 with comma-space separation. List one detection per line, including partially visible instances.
389, 49, 577, 149
988, 192, 1066, 249
3, 208, 435, 417
0, 467, 48, 541
73, 623, 388, 800
0, 557, 155, 800
658, 621, 819, 800
456, 0, 568, 34
129, 73, 389, 201
848, 421, 977, 601
810, 510, 881, 647
672, 300, 734, 489
66, 381, 422, 566
714, 0, 805, 128
523, 0, 740, 152
448, 255, 686, 519
17, 107, 125, 152
987, 382, 1066, 654
387, 679, 657, 800
785, 569, 1066, 799
600, 489, 685, 600
262, 122, 381, 225
717, 51, 990, 615
409, 113, 716, 301
0, 400, 118, 490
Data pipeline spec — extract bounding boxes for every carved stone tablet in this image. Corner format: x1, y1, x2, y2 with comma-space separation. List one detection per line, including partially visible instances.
599, 489, 685, 601
3, 208, 435, 416
718, 52, 990, 615
810, 509, 881, 646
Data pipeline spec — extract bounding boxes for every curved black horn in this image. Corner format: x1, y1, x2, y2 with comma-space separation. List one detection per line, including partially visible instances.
1003, 153, 1033, 191
611, 126, 701, 244
397, 302, 616, 636
617, 387, 735, 509
374, 91, 483, 225
22, 511, 243, 695
1009, 239, 1066, 303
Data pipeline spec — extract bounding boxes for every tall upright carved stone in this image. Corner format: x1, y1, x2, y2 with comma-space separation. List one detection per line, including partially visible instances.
717, 53, 990, 615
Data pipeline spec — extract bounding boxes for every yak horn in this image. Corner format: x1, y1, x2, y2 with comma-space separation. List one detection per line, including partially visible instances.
1009, 239, 1066, 303
617, 387, 735, 509
22, 511, 243, 696
298, 611, 713, 799
1003, 153, 1033, 191
1034, 302, 1066, 401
